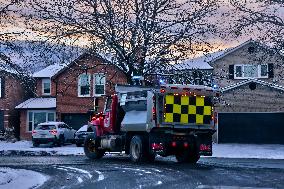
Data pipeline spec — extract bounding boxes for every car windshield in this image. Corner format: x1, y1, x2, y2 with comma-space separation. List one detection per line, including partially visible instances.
77, 125, 88, 132
35, 125, 56, 130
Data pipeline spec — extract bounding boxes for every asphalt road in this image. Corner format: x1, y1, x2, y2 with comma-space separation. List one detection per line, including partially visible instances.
0, 155, 284, 189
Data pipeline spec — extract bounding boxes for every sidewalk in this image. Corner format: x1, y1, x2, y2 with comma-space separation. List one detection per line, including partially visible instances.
1, 140, 284, 159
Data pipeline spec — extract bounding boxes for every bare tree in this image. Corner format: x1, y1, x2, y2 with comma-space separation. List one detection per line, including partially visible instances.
21, 0, 219, 83
230, 0, 284, 50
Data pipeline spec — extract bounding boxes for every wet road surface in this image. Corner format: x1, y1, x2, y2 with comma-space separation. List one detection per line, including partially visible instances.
0, 155, 283, 189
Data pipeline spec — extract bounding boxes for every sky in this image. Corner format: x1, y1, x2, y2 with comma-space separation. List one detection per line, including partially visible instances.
1, 0, 283, 63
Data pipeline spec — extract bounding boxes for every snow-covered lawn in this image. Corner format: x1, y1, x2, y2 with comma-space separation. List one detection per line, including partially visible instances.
0, 167, 49, 189
0, 140, 84, 156
212, 143, 284, 159
0, 140, 284, 159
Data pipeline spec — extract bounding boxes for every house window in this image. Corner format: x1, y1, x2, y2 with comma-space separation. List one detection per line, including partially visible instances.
234, 64, 268, 79
260, 64, 268, 77
27, 111, 56, 131
78, 74, 91, 97
235, 66, 242, 78
42, 78, 51, 95
244, 65, 258, 78
94, 74, 106, 96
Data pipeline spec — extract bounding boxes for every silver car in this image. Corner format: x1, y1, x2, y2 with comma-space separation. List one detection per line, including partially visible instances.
32, 122, 76, 147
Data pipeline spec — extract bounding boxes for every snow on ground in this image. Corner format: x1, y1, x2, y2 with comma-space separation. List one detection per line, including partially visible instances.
0, 140, 284, 159
0, 140, 84, 156
212, 143, 284, 159
0, 167, 49, 189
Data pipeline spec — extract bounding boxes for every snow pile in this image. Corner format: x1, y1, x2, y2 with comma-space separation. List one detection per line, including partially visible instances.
212, 143, 284, 159
0, 140, 84, 156
0, 167, 49, 189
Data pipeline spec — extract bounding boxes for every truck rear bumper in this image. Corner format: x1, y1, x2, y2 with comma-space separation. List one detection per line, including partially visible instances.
149, 130, 213, 156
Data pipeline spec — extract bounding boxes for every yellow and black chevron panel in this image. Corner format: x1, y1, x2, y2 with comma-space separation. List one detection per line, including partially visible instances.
164, 95, 212, 124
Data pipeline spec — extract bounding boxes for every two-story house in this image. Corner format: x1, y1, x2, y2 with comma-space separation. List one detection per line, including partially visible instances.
208, 40, 284, 144
16, 53, 127, 140
0, 68, 29, 139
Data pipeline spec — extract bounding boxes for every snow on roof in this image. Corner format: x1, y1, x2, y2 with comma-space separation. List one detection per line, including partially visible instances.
33, 64, 68, 78
209, 39, 264, 63
15, 98, 56, 109
0, 63, 20, 75
221, 79, 284, 92
174, 50, 225, 70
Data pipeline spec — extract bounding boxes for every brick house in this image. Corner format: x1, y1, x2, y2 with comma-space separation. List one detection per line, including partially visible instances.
208, 40, 284, 144
16, 53, 128, 140
0, 68, 30, 139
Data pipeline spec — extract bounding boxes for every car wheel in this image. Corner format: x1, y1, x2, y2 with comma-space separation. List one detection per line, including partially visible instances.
84, 134, 105, 160
33, 142, 39, 147
57, 135, 65, 147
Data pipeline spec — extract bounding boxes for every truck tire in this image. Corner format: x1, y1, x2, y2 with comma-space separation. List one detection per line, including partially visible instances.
129, 135, 147, 163
84, 134, 105, 160
175, 144, 200, 163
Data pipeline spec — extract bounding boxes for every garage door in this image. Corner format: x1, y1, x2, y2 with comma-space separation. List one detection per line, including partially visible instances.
218, 113, 284, 144
61, 113, 89, 130
0, 111, 3, 131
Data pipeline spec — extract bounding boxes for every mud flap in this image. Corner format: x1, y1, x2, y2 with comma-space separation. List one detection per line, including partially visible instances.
198, 134, 212, 156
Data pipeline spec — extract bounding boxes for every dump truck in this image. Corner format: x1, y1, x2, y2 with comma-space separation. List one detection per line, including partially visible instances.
84, 84, 219, 163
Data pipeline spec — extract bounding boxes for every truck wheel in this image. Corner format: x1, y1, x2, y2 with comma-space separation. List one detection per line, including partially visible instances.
146, 153, 156, 162
84, 134, 105, 160
130, 135, 146, 163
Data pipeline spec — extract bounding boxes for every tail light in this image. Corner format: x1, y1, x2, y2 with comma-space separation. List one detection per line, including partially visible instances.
171, 141, 177, 147
49, 129, 57, 135
152, 95, 157, 121
184, 142, 189, 148
152, 106, 156, 121
32, 130, 37, 135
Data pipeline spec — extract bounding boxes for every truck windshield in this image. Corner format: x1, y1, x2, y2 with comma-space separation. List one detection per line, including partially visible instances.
163, 94, 213, 124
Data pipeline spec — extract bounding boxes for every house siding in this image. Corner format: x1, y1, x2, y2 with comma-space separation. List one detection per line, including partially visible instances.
211, 42, 284, 88
35, 78, 57, 97
19, 110, 31, 140
56, 56, 128, 115
0, 74, 26, 136
217, 83, 284, 113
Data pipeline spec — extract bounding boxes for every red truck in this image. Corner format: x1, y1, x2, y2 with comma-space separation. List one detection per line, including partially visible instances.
84, 84, 219, 163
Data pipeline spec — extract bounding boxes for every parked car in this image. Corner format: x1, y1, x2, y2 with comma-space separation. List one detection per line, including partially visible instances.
74, 125, 94, 147
32, 122, 76, 147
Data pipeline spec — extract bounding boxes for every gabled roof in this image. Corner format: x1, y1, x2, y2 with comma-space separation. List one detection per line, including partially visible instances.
33, 64, 68, 78
209, 39, 277, 63
221, 79, 284, 92
174, 50, 225, 70
32, 52, 123, 79
15, 98, 56, 109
